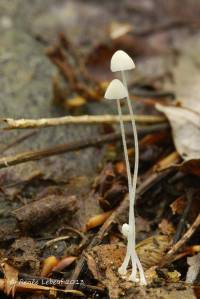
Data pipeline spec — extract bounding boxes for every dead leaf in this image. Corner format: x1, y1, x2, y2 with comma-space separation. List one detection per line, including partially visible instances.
170, 196, 186, 215
186, 253, 200, 283
136, 235, 171, 270
176, 159, 200, 176
52, 256, 76, 272
109, 22, 132, 40
156, 104, 200, 160
1, 262, 18, 297
159, 219, 175, 236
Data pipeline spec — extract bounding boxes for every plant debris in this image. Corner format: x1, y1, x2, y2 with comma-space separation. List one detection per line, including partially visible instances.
0, 1, 200, 298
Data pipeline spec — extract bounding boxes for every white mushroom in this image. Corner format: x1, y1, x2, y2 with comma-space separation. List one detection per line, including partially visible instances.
105, 80, 135, 262
111, 50, 135, 72
104, 79, 128, 100
110, 50, 147, 285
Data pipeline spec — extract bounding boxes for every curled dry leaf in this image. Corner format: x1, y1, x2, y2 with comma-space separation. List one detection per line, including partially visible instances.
41, 256, 58, 277
156, 104, 200, 161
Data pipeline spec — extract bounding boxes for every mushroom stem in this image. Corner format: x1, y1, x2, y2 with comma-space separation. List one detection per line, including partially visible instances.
121, 70, 147, 285
116, 99, 137, 279
121, 71, 138, 211
116, 99, 133, 205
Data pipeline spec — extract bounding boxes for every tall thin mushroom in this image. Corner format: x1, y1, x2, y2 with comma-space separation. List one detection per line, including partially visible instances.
110, 50, 146, 284
104, 79, 145, 284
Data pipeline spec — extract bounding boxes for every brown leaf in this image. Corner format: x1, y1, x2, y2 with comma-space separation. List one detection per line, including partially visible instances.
1, 262, 18, 297
170, 196, 186, 215
176, 159, 200, 176
52, 256, 76, 272
85, 253, 101, 281
158, 219, 175, 236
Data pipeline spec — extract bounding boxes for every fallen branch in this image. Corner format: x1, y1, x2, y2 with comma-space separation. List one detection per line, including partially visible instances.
1, 114, 166, 130
0, 124, 169, 169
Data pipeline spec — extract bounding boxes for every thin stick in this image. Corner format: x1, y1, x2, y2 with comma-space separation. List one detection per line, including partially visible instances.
0, 131, 37, 153
44, 236, 71, 248
173, 189, 194, 244
162, 213, 200, 266
1, 114, 166, 130
0, 124, 169, 169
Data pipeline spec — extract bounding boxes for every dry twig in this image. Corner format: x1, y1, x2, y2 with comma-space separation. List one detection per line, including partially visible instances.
161, 213, 200, 266
1, 114, 166, 130
0, 124, 169, 169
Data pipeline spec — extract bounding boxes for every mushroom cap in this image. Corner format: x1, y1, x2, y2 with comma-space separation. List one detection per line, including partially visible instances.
111, 50, 135, 72
104, 79, 128, 100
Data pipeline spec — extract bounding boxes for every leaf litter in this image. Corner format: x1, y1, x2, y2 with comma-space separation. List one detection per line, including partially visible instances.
0, 1, 200, 298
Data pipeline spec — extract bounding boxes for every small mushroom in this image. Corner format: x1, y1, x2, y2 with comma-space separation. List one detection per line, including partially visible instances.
104, 79, 128, 100
111, 50, 135, 72
109, 50, 146, 285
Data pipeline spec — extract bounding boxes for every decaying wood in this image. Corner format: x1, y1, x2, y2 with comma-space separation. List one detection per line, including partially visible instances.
0, 123, 169, 169
12, 195, 78, 230
2, 114, 166, 130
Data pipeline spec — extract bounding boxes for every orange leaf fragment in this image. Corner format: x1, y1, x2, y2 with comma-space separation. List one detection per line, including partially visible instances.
85, 210, 113, 231
41, 256, 58, 277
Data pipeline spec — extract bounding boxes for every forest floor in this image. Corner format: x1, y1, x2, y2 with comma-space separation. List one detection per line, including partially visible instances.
0, 1, 200, 298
